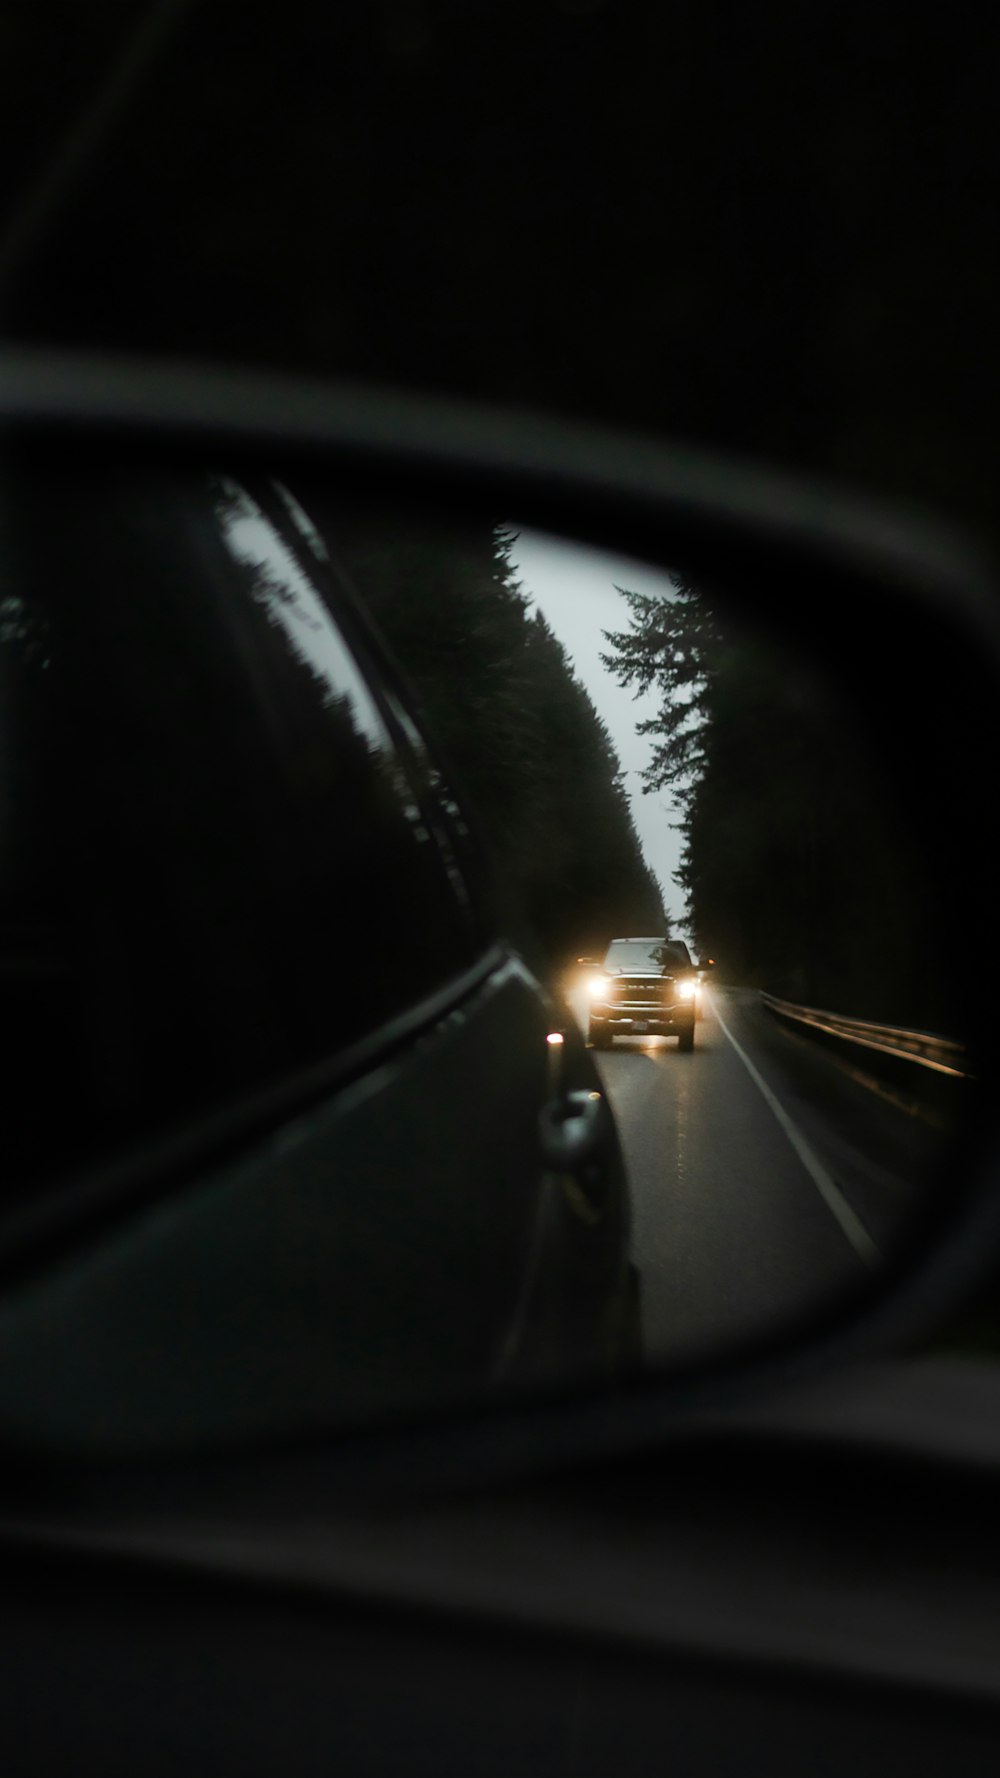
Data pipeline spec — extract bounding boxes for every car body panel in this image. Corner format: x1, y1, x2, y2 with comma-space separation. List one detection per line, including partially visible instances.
0, 953, 631, 1456
0, 452, 634, 1456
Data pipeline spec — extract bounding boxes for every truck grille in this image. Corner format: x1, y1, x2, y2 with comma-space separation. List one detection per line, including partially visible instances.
611, 976, 666, 1003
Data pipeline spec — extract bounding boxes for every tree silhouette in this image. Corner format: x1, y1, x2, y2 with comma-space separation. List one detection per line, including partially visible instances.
602, 576, 944, 1027
308, 505, 665, 971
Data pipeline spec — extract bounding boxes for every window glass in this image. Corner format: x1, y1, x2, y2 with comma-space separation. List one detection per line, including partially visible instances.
0, 462, 485, 1191
604, 939, 691, 972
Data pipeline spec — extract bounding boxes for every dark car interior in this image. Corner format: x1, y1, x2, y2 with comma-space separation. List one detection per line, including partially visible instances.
2, 8, 1000, 1775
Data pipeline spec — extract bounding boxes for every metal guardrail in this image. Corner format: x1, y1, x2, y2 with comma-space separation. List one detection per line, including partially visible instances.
759, 992, 974, 1081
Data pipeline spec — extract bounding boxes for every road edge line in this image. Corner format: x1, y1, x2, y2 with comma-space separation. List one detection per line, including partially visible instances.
710, 993, 881, 1270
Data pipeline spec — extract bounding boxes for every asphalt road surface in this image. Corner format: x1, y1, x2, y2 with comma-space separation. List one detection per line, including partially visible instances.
566, 982, 952, 1368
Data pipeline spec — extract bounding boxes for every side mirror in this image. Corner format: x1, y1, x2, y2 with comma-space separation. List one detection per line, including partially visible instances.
0, 347, 997, 1470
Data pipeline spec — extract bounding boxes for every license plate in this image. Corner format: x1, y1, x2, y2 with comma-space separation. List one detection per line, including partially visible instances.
633, 1020, 649, 1033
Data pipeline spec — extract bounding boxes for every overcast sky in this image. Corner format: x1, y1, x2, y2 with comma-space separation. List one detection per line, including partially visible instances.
507, 527, 689, 932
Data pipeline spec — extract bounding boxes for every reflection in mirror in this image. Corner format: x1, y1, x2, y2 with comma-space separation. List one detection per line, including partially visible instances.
0, 456, 980, 1454
324, 504, 974, 1369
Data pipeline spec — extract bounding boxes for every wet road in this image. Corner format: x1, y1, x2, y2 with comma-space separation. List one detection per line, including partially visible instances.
567, 983, 948, 1367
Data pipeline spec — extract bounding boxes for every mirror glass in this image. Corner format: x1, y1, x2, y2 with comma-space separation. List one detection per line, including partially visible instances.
0, 453, 982, 1448
326, 505, 974, 1368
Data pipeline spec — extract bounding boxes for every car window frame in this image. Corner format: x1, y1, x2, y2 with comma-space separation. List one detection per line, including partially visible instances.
244, 471, 505, 951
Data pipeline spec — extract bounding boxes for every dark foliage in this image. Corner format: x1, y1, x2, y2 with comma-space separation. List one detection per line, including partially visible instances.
603, 578, 948, 1030
313, 510, 665, 969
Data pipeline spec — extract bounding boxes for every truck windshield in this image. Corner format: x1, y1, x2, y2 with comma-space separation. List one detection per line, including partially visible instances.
604, 939, 691, 972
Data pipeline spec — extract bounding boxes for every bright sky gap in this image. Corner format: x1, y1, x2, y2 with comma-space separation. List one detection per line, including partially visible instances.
508, 528, 688, 934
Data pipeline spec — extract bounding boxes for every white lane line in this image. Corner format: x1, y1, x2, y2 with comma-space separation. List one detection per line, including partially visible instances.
709, 993, 881, 1270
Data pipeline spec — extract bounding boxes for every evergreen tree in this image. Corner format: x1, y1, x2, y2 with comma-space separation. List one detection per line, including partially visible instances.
602, 576, 939, 1025
298, 503, 664, 972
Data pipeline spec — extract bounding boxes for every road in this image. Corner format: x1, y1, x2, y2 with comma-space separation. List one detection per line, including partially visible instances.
566, 982, 952, 1368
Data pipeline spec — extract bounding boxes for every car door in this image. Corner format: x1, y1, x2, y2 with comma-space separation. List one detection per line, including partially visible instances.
0, 458, 627, 1458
